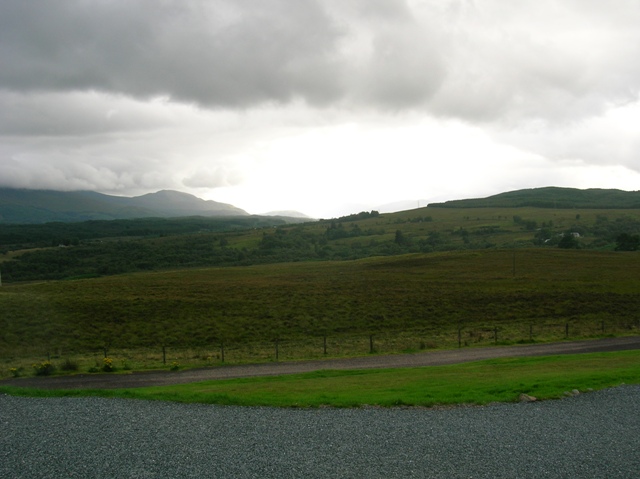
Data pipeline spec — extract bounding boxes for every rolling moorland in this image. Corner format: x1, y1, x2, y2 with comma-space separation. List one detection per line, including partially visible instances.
1, 187, 640, 283
1, 187, 640, 379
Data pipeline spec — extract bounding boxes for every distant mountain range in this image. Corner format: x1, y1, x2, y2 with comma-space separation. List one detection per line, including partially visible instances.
1, 186, 639, 224
428, 187, 640, 209
0, 188, 249, 224
262, 210, 311, 219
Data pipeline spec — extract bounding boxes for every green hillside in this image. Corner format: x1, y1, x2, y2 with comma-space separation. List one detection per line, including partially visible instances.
2, 186, 640, 378
1, 248, 639, 378
1, 203, 639, 282
0, 188, 248, 224
429, 187, 640, 209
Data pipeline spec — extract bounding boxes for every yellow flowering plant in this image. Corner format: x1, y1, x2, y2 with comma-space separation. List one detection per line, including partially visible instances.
32, 361, 55, 376
102, 357, 114, 372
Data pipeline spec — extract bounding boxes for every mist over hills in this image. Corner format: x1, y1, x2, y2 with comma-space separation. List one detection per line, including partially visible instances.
261, 210, 312, 219
1, 186, 639, 225
0, 188, 248, 224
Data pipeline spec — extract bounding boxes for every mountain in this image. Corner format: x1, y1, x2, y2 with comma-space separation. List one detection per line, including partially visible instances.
0, 188, 248, 224
428, 187, 640, 209
94, 190, 247, 217
262, 210, 312, 219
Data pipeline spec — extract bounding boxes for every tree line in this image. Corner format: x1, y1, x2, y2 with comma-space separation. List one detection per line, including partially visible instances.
1, 210, 639, 282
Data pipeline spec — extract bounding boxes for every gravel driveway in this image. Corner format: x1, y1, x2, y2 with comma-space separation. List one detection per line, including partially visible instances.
1, 385, 639, 478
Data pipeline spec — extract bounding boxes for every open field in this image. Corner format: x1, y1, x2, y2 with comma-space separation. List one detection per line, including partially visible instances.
2, 248, 640, 379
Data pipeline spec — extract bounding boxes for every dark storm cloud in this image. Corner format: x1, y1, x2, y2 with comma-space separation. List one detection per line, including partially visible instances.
0, 0, 347, 107
4, 0, 638, 122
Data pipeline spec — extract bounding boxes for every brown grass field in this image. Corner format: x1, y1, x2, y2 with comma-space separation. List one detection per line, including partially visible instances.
2, 247, 639, 378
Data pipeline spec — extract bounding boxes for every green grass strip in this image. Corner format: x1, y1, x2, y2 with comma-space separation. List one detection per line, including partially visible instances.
2, 350, 639, 408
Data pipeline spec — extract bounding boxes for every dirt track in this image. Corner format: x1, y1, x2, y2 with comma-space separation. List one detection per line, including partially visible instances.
3, 336, 639, 390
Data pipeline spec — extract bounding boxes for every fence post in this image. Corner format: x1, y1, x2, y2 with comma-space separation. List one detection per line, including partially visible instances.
162, 345, 166, 365
565, 323, 569, 339
494, 327, 498, 344
275, 339, 279, 361
220, 341, 225, 363
529, 323, 533, 341
323, 335, 327, 355
369, 334, 374, 354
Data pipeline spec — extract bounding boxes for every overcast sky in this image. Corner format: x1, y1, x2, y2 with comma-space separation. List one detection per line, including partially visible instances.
1, 0, 639, 218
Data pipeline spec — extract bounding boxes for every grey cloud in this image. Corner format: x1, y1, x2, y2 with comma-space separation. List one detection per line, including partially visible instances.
0, 0, 347, 107
0, 125, 188, 194
0, 91, 168, 137
0, 151, 121, 192
495, 108, 640, 173
428, 0, 640, 123
351, 19, 445, 109
4, 0, 638, 123
182, 166, 244, 189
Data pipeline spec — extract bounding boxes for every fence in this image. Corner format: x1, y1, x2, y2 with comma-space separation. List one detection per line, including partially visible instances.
3, 317, 639, 378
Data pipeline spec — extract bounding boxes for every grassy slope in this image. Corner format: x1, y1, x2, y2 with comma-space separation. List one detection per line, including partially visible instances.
1, 248, 639, 370
428, 187, 640, 208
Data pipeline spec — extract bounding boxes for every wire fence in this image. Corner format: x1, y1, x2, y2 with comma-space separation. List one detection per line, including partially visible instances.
3, 317, 639, 378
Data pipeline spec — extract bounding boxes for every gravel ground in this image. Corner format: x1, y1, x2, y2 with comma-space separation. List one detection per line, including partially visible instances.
1, 386, 639, 478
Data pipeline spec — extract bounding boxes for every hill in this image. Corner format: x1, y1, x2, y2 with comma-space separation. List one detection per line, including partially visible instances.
428, 187, 640, 209
4, 186, 638, 224
2, 249, 640, 373
1, 186, 640, 374
0, 188, 248, 224
2, 201, 640, 282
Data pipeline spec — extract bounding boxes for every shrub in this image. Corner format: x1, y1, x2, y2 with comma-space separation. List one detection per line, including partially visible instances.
102, 357, 115, 372
33, 361, 55, 376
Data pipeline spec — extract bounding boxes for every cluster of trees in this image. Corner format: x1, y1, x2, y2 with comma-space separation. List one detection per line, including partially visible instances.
2, 209, 639, 282
513, 215, 539, 231
319, 210, 380, 223
527, 214, 640, 250
615, 233, 640, 251
0, 216, 295, 253
0, 222, 469, 282
0, 236, 249, 281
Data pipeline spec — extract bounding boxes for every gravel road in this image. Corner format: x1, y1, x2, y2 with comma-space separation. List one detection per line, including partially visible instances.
2, 385, 639, 478
3, 336, 639, 390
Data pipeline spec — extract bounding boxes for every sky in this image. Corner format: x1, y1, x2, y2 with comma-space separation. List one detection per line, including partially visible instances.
1, 0, 639, 218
